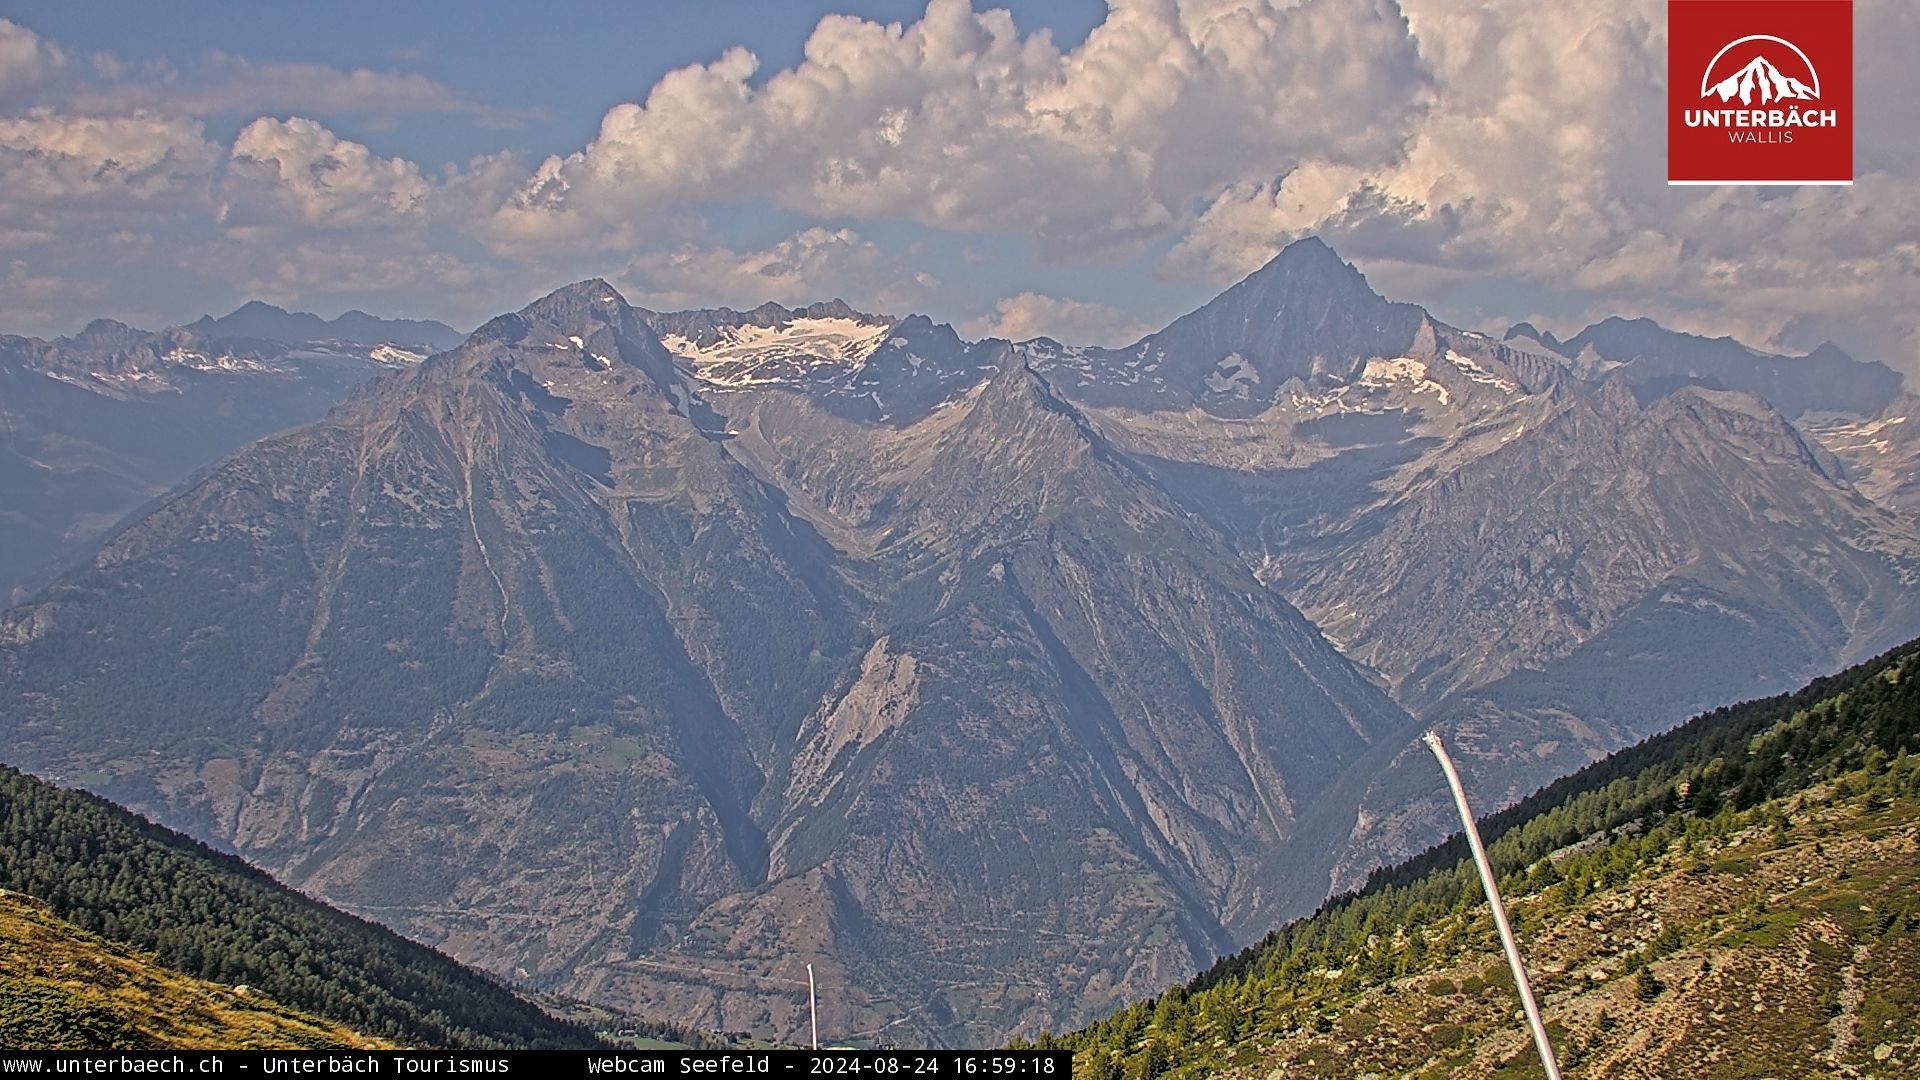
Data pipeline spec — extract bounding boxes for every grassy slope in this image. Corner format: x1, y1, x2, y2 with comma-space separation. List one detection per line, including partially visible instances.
0, 765, 602, 1050
1054, 642, 1920, 1078
1, 891, 390, 1049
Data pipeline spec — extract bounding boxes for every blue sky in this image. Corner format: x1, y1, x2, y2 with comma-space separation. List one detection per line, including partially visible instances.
4, 1, 1106, 166
0, 1, 1915, 373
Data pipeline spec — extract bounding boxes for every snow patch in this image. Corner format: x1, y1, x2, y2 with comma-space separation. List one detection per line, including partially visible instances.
1359, 357, 1450, 405
1204, 352, 1259, 396
162, 349, 275, 374
1444, 350, 1517, 393
1804, 414, 1910, 455
662, 316, 894, 388
369, 344, 426, 366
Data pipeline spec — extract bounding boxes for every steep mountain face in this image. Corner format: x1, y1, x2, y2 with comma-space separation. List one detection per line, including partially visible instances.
1296, 379, 1920, 888
1289, 380, 1919, 713
0, 281, 1412, 1047
1033, 237, 1435, 418
0, 304, 462, 600
3, 280, 856, 1009
1023, 244, 1920, 893
1518, 316, 1903, 424
1510, 318, 1920, 513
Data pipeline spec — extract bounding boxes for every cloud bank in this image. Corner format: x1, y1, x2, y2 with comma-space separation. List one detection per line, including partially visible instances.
0, 4, 1912, 371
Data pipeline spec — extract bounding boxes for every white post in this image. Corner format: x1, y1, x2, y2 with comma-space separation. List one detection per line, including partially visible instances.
1422, 730, 1563, 1080
807, 962, 819, 1051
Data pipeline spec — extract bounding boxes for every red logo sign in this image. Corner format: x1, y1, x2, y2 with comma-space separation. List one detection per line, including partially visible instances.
1668, 0, 1852, 185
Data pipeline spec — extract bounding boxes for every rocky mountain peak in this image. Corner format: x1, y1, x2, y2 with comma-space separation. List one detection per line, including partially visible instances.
1132, 235, 1428, 397
444, 279, 676, 391
7, 257, 1920, 1051
740, 298, 879, 326
67, 318, 150, 350
187, 301, 327, 343
1805, 341, 1854, 365
516, 278, 631, 327
1247, 233, 1358, 281
1503, 321, 1560, 349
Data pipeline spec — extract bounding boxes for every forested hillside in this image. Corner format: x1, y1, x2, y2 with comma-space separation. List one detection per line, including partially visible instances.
1050, 640, 1920, 1077
0, 765, 601, 1049
0, 890, 391, 1049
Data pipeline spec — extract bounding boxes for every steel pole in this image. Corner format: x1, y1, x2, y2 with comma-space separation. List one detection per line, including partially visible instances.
807, 962, 819, 1051
1423, 729, 1563, 1080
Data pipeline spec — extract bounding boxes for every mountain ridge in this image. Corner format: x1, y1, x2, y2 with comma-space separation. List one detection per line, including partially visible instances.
186, 300, 464, 351
3, 238, 1918, 1046
0, 298, 468, 601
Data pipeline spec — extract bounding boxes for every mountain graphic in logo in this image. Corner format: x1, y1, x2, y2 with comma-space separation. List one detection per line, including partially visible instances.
1700, 35, 1821, 105
1668, 3, 1852, 186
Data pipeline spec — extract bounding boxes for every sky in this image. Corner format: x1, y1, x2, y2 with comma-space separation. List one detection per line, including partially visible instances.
0, 0, 1916, 374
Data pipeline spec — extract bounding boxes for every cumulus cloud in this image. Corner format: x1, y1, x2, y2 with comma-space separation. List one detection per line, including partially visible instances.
965, 291, 1151, 346
0, 110, 218, 203
486, 0, 1427, 256
192, 117, 522, 319
619, 227, 939, 314
1161, 0, 1920, 373
0, 3, 1914, 374
0, 19, 64, 101
1170, 0, 1668, 281
222, 116, 430, 228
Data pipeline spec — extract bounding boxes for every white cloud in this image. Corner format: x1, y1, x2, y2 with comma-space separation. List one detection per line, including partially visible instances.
486, 0, 1427, 256
0, 19, 63, 101
0, 4, 1914, 376
0, 110, 217, 203
222, 116, 430, 228
1164, 0, 1920, 375
965, 291, 1151, 346
618, 227, 938, 314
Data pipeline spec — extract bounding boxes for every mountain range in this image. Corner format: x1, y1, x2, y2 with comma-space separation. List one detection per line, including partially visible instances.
0, 303, 462, 601
1, 237, 1915, 1046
